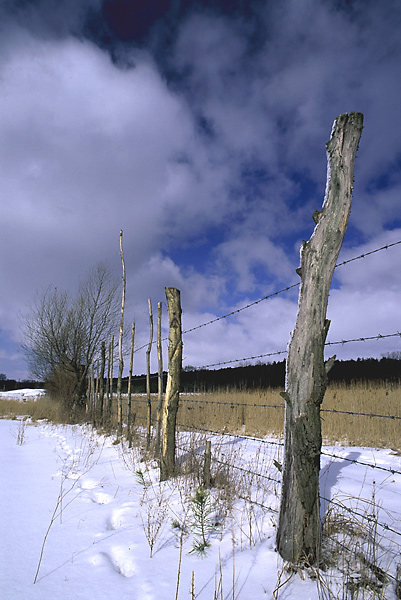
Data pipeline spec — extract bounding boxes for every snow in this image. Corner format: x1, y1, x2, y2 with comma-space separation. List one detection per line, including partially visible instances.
1, 400, 400, 599
0, 388, 46, 402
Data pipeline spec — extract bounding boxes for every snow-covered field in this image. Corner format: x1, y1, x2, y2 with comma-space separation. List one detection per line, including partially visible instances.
1, 396, 400, 599
0, 388, 46, 402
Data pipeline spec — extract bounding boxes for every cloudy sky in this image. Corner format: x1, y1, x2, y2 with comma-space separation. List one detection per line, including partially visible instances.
1, 0, 400, 380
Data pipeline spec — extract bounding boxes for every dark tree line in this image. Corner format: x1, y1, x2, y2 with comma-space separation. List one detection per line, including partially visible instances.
107, 356, 401, 394
8, 357, 400, 395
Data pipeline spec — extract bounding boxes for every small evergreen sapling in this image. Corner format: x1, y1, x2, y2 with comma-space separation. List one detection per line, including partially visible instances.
189, 487, 217, 557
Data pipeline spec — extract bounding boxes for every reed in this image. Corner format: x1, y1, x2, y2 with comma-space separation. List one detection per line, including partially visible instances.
2, 380, 399, 449
111, 380, 400, 449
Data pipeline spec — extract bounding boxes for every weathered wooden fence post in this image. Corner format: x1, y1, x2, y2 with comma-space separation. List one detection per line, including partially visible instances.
107, 335, 114, 426
160, 287, 182, 481
127, 322, 135, 446
203, 440, 212, 489
117, 230, 126, 438
155, 301, 164, 456
146, 298, 154, 449
276, 113, 363, 564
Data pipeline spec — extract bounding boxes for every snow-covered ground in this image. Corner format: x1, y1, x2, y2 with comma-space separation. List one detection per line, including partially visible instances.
0, 388, 46, 402
1, 399, 400, 599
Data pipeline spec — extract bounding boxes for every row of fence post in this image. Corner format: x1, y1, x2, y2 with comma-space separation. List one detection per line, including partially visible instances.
86, 112, 364, 569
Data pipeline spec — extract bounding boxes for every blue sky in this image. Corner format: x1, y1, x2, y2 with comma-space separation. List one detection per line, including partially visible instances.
1, 0, 400, 380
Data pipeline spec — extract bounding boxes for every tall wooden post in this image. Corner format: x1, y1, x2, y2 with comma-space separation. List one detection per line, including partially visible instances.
155, 301, 164, 455
160, 287, 182, 481
107, 335, 114, 425
127, 322, 135, 445
277, 113, 363, 564
99, 341, 106, 425
146, 298, 154, 449
117, 230, 126, 438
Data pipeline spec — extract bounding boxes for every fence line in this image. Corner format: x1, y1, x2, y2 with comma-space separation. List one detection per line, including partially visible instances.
182, 331, 401, 370
178, 396, 401, 422
181, 239, 401, 338
132, 238, 401, 354
129, 329, 400, 374
131, 415, 401, 546
130, 408, 401, 478
93, 235, 401, 573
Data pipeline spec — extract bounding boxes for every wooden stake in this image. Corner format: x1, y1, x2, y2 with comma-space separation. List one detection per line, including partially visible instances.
127, 322, 135, 445
160, 287, 182, 481
117, 230, 126, 437
203, 440, 212, 488
146, 298, 153, 449
276, 113, 363, 564
107, 335, 114, 425
99, 341, 106, 425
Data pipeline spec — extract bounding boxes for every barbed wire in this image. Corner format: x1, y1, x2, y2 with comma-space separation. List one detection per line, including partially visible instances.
131, 418, 401, 540
335, 239, 401, 269
320, 450, 401, 475
178, 396, 401, 423
130, 239, 401, 355
181, 239, 401, 336
190, 331, 401, 370
320, 408, 401, 422
132, 413, 401, 476
321, 495, 401, 540
182, 282, 300, 336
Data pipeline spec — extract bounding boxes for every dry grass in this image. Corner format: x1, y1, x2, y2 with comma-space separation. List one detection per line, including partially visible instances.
2, 380, 399, 449
0, 396, 85, 424
118, 380, 400, 450
322, 381, 400, 449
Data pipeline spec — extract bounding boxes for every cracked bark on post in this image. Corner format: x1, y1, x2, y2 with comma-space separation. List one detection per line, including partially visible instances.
276, 113, 364, 565
160, 287, 182, 481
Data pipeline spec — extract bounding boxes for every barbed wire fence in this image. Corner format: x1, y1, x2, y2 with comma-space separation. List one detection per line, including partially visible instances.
92, 237, 401, 581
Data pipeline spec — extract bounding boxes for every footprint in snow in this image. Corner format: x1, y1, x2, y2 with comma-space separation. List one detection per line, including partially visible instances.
91, 491, 114, 505
106, 503, 136, 530
92, 547, 136, 578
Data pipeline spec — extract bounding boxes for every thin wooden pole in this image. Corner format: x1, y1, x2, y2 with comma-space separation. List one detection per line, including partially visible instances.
146, 298, 153, 449
277, 113, 363, 565
127, 322, 135, 446
99, 341, 106, 426
107, 335, 114, 426
203, 440, 212, 489
90, 366, 95, 427
160, 287, 182, 481
117, 230, 126, 438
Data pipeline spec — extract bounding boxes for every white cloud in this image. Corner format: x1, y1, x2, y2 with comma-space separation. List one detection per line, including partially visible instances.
1, 1, 401, 378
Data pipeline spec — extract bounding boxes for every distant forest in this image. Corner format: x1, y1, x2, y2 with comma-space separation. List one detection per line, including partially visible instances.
124, 356, 401, 393
2, 357, 400, 393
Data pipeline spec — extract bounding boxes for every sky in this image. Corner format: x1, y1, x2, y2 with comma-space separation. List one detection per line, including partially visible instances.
1, 0, 400, 380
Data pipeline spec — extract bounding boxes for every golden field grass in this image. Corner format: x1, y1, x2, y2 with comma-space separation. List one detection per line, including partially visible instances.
130, 381, 401, 450
0, 396, 85, 424
1, 380, 399, 449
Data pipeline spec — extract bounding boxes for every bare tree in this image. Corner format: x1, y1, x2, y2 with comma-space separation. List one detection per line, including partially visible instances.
21, 263, 121, 409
